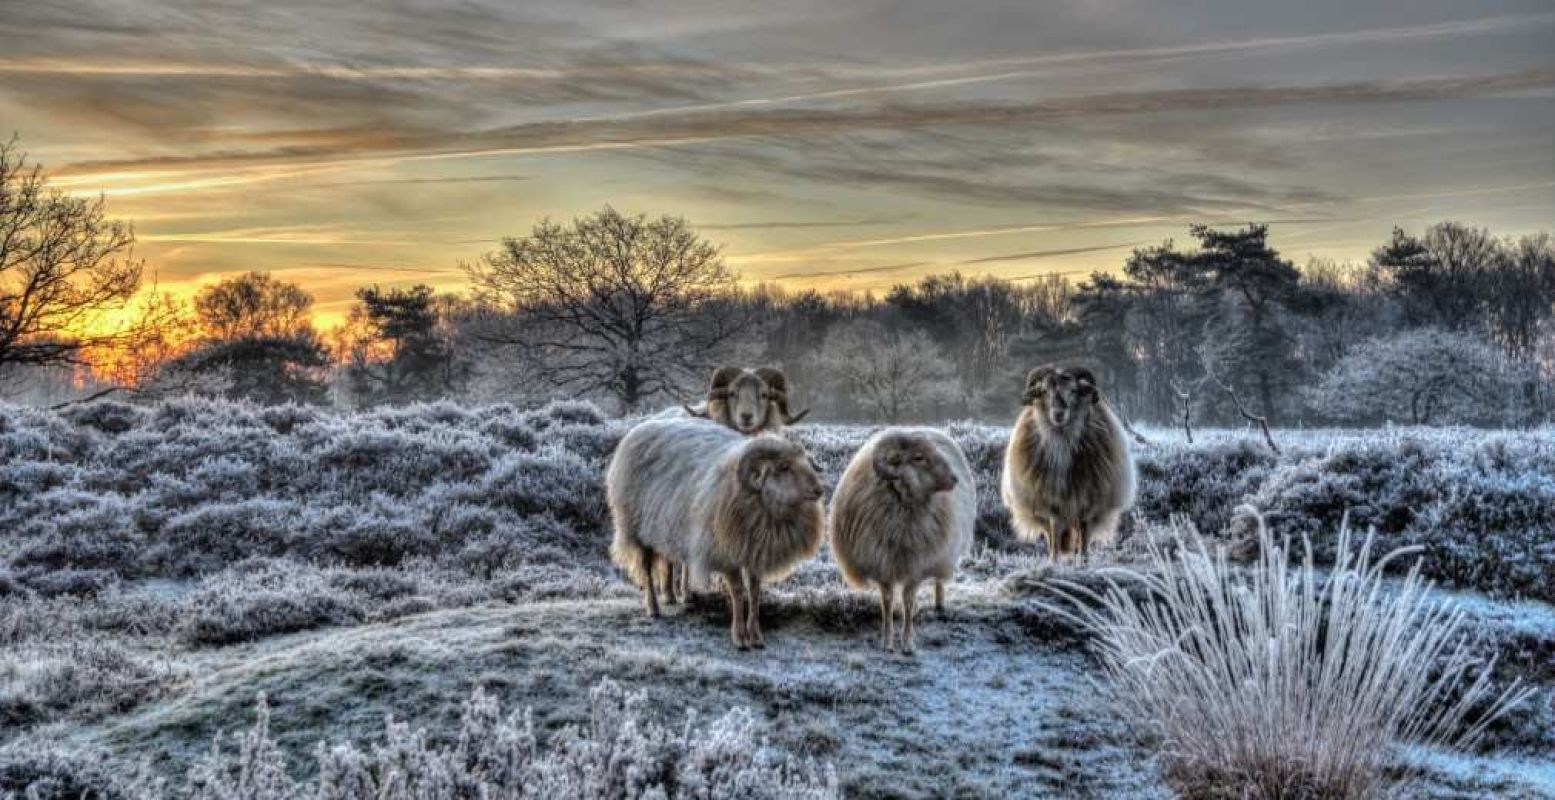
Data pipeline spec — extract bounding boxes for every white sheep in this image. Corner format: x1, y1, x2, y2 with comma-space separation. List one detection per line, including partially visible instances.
607, 417, 824, 649
829, 428, 975, 653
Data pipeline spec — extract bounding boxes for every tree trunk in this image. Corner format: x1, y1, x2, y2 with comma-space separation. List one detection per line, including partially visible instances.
620, 367, 642, 414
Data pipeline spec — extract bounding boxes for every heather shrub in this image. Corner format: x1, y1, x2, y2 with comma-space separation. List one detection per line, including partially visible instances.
1042, 518, 1531, 799
60, 400, 145, 435
151, 498, 303, 575
105, 680, 837, 800
0, 749, 126, 800
9, 492, 143, 575
16, 567, 119, 598
474, 447, 606, 528
3, 399, 1551, 602
258, 403, 322, 434
175, 559, 364, 646
0, 640, 176, 726
300, 500, 442, 567
312, 427, 496, 496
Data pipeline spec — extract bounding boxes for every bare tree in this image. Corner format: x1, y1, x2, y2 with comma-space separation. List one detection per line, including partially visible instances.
815, 320, 957, 422
0, 137, 143, 370
466, 207, 743, 412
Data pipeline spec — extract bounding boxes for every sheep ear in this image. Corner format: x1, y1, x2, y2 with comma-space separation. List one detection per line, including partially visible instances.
738, 449, 768, 491
871, 447, 901, 481
1072, 367, 1099, 399
708, 366, 743, 400
1023, 366, 1054, 403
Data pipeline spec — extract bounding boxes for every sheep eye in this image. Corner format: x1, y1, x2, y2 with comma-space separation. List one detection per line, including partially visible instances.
913, 453, 926, 462
776, 462, 790, 472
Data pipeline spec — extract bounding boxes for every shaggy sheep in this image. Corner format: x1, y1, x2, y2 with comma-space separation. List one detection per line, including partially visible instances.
829, 428, 975, 653
607, 417, 825, 649
1000, 365, 1136, 562
683, 366, 809, 434
668, 366, 809, 602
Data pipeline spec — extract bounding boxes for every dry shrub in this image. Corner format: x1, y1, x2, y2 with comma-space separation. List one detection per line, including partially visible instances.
1044, 514, 1532, 799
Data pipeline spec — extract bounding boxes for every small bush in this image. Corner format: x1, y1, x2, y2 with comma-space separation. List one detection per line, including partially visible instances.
1043, 517, 1532, 799
0, 641, 175, 726
60, 400, 144, 435
175, 560, 363, 646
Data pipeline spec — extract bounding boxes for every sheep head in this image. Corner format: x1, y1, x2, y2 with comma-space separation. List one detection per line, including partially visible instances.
1024, 364, 1100, 430
738, 438, 824, 508
871, 431, 957, 503
686, 366, 808, 432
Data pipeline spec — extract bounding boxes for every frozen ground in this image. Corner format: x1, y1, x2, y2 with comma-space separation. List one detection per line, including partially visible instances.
1, 400, 1552, 797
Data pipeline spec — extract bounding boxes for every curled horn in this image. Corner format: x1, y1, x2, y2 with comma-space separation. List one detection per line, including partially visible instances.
682, 403, 710, 419
755, 367, 809, 425
1023, 365, 1056, 404
707, 366, 744, 400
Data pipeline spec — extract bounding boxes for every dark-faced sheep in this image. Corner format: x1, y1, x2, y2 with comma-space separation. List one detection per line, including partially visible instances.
1000, 365, 1136, 562
607, 417, 825, 649
829, 428, 975, 653
684, 366, 809, 435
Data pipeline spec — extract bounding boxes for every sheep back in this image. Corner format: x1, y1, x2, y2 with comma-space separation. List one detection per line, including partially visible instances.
607, 418, 822, 588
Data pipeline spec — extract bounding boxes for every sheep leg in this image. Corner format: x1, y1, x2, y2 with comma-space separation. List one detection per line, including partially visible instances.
723, 570, 750, 650
1079, 520, 1091, 566
673, 562, 688, 603
934, 579, 946, 619
744, 570, 765, 649
654, 556, 673, 604
902, 580, 921, 655
640, 547, 662, 618
878, 583, 897, 652
1051, 523, 1066, 565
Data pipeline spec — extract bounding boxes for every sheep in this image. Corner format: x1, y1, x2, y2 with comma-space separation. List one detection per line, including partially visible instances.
829, 428, 975, 653
683, 366, 809, 434
666, 366, 809, 601
607, 417, 825, 649
1000, 365, 1136, 563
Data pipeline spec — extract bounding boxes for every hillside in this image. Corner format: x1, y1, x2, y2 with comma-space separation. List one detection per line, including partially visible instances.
1, 400, 1552, 797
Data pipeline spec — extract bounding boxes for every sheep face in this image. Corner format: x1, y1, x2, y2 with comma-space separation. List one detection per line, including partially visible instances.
871, 431, 958, 503
723, 371, 773, 434
1023, 365, 1099, 430
738, 439, 824, 508
692, 366, 809, 433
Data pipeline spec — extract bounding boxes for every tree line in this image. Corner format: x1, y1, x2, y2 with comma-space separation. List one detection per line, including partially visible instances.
4, 138, 1552, 426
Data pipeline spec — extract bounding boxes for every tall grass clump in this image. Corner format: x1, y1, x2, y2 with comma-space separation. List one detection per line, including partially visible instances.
1048, 512, 1532, 799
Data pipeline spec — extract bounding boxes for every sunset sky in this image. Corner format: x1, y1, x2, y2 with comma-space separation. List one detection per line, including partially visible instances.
3, 0, 1552, 328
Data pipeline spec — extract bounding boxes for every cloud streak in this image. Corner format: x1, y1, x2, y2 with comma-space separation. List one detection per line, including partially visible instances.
54, 69, 1555, 186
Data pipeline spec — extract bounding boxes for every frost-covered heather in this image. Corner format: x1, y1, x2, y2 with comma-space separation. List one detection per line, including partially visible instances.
791, 421, 1555, 601
3, 681, 836, 800
5, 401, 1553, 602
1042, 517, 1532, 799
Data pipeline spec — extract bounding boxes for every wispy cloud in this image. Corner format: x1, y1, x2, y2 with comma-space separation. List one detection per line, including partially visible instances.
53, 68, 1555, 188
700, 216, 903, 230
761, 260, 931, 280
959, 241, 1150, 265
